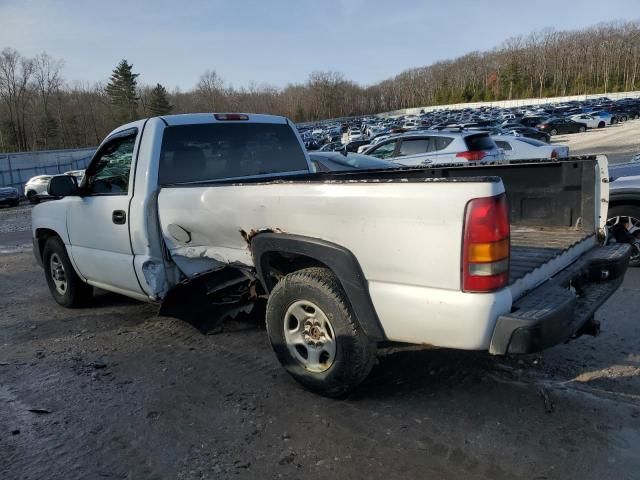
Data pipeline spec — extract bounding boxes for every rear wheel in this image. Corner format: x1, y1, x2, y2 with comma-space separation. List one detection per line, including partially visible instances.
607, 205, 640, 267
43, 237, 93, 307
266, 267, 375, 397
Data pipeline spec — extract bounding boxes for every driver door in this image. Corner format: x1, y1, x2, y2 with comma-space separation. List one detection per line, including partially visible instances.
66, 129, 144, 296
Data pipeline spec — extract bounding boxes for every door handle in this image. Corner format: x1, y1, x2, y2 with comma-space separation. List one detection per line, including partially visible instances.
112, 210, 126, 225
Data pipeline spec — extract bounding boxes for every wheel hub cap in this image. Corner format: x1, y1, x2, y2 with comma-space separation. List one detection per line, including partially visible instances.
49, 253, 67, 295
283, 300, 337, 373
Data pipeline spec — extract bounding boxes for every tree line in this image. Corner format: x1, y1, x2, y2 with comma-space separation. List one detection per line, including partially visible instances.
1, 21, 639, 152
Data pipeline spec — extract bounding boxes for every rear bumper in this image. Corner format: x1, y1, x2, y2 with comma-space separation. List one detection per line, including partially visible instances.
489, 243, 631, 355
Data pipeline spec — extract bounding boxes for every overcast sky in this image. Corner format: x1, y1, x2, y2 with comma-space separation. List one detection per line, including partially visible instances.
1, 0, 638, 90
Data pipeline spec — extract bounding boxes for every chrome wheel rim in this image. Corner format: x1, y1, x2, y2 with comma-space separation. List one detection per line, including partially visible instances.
283, 300, 337, 373
49, 253, 67, 295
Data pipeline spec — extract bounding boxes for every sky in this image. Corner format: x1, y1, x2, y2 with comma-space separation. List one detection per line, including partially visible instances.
1, 0, 638, 90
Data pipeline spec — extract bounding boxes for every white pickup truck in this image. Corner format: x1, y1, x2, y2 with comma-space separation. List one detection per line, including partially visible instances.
32, 113, 631, 396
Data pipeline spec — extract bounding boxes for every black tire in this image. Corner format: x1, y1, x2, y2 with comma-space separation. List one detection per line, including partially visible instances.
549, 128, 558, 136
27, 191, 40, 204
578, 126, 586, 133
598, 121, 605, 128
266, 267, 375, 397
607, 205, 640, 267
43, 236, 93, 307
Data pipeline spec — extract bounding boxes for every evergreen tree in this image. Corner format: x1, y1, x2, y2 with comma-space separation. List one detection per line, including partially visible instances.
147, 83, 173, 116
105, 59, 139, 122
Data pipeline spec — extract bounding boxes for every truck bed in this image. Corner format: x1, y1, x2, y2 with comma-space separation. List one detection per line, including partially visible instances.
509, 227, 594, 284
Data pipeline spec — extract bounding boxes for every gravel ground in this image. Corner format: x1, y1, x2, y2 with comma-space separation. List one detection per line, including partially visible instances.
1, 209, 639, 479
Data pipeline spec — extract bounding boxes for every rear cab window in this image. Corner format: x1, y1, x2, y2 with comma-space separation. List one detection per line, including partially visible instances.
158, 122, 309, 185
465, 134, 496, 151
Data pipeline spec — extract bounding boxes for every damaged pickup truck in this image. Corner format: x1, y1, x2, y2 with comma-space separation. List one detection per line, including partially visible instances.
32, 113, 631, 396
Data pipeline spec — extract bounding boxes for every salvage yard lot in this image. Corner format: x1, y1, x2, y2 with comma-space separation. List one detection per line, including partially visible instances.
1, 208, 639, 479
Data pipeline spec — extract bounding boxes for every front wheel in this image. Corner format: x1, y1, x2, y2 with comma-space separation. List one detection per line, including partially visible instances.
43, 237, 93, 307
578, 126, 586, 133
266, 267, 375, 397
549, 129, 558, 136
598, 121, 605, 128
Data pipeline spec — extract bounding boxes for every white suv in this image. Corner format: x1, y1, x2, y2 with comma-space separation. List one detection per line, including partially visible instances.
363, 130, 504, 166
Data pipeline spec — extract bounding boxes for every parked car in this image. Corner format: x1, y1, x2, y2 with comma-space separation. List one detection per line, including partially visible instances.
317, 142, 344, 152
24, 171, 85, 204
492, 136, 569, 161
24, 175, 54, 204
0, 186, 20, 207
607, 160, 640, 266
520, 116, 550, 127
537, 117, 587, 135
587, 110, 617, 125
308, 152, 400, 172
498, 125, 550, 142
569, 114, 606, 129
64, 169, 86, 183
344, 139, 370, 153
363, 130, 503, 166
33, 113, 630, 396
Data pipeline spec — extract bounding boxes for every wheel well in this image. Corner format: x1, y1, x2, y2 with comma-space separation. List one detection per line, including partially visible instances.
251, 233, 386, 340
35, 228, 60, 261
259, 251, 329, 291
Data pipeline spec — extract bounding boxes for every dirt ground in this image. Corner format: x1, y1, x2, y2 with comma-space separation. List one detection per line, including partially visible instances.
1, 206, 639, 480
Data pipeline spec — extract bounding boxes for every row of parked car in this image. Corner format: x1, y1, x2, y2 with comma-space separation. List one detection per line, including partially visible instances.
298, 96, 640, 166
0, 169, 85, 208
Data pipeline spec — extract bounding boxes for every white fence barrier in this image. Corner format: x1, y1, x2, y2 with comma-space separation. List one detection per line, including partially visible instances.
0, 147, 96, 194
381, 91, 640, 117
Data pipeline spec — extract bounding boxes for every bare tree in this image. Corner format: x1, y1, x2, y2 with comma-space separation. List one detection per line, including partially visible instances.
0, 48, 34, 150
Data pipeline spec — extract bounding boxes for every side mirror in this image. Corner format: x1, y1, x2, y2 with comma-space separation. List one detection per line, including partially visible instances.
48, 175, 78, 198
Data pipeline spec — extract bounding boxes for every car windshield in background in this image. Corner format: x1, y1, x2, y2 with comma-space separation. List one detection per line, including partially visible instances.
158, 123, 308, 185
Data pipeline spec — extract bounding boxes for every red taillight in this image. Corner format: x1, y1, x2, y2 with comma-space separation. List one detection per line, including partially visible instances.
214, 113, 249, 121
462, 193, 510, 293
456, 150, 487, 161
550, 149, 558, 159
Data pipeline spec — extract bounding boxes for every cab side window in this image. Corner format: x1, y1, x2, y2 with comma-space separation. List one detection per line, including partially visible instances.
369, 140, 398, 159
398, 138, 429, 156
88, 136, 136, 195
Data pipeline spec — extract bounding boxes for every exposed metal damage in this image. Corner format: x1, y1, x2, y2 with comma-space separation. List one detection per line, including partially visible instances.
159, 263, 263, 333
